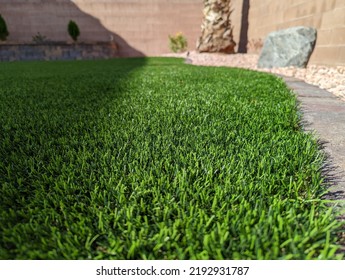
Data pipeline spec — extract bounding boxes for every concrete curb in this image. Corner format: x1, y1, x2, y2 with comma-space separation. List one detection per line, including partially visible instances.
280, 75, 345, 214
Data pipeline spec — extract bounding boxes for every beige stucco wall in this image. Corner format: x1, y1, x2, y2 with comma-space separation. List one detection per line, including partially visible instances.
0, 0, 203, 56
231, 0, 345, 66
1, 0, 345, 65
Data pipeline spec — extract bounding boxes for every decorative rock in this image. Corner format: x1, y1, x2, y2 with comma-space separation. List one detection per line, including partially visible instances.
196, 0, 236, 54
258, 26, 317, 68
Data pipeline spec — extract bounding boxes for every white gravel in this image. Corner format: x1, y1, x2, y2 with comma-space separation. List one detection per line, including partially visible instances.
162, 51, 345, 101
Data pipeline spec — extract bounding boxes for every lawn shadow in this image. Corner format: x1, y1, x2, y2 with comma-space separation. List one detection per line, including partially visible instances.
0, 1, 150, 259
0, 56, 149, 259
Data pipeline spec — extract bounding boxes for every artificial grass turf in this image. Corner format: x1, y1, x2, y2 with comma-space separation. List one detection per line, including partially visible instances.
0, 57, 343, 259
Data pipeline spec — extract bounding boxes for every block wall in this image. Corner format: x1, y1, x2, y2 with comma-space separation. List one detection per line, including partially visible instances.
1, 0, 345, 65
230, 0, 345, 66
0, 0, 203, 56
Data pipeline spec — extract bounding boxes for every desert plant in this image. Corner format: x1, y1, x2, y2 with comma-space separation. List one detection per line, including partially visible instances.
169, 32, 188, 53
68, 20, 80, 42
32, 32, 47, 44
0, 14, 9, 41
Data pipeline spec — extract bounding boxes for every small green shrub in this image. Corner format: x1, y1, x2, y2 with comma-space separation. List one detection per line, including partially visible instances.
169, 32, 188, 53
68, 20, 80, 42
0, 14, 9, 41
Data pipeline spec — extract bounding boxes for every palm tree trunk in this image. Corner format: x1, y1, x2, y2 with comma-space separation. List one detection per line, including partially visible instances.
197, 0, 236, 53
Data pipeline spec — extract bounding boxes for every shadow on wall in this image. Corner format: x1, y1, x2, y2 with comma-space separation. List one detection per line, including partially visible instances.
238, 0, 250, 53
1, 0, 144, 57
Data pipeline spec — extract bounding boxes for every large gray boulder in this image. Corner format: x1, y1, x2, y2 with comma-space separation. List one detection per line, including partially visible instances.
258, 26, 317, 68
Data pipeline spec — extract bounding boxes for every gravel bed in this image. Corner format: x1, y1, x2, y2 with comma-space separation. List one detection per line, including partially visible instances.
162, 51, 345, 101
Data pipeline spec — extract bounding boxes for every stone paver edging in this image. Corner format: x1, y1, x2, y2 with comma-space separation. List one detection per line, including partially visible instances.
281, 76, 345, 252
281, 76, 345, 209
